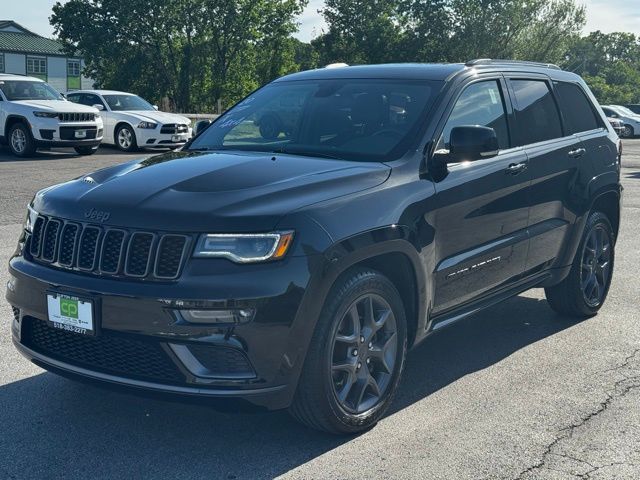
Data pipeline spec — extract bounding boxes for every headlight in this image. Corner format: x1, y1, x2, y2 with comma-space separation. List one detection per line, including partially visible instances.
137, 121, 157, 129
193, 231, 294, 263
24, 205, 38, 232
33, 111, 58, 118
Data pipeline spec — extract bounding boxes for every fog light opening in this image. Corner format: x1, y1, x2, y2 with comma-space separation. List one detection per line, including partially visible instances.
178, 308, 255, 325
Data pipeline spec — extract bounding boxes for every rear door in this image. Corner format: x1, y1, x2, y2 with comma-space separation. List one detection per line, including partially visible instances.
505, 76, 585, 272
430, 77, 531, 314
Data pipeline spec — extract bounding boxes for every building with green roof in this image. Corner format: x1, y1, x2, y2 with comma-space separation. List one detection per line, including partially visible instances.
0, 20, 92, 93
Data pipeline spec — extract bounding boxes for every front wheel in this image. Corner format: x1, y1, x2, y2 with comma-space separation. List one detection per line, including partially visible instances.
8, 123, 36, 157
622, 124, 634, 138
115, 125, 138, 152
545, 212, 615, 317
74, 145, 99, 155
289, 268, 407, 434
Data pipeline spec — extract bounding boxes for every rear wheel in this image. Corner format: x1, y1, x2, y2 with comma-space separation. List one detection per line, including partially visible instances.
8, 123, 36, 157
74, 146, 99, 155
545, 212, 614, 317
289, 268, 407, 434
115, 124, 138, 152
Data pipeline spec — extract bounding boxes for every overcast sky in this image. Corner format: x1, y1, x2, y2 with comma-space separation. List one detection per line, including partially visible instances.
8, 0, 640, 43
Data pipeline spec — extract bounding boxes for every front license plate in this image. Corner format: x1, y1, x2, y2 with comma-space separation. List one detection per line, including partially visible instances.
47, 293, 94, 335
172, 134, 187, 142
75, 130, 87, 139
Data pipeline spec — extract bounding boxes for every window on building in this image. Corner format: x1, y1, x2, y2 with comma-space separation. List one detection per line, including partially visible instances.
26, 56, 47, 80
510, 79, 563, 146
0, 54, 4, 73
67, 59, 81, 90
67, 60, 80, 77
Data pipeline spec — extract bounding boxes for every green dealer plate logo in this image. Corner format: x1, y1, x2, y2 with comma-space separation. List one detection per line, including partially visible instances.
60, 297, 79, 318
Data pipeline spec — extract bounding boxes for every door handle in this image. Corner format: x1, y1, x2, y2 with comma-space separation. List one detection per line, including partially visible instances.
505, 162, 527, 175
568, 148, 586, 158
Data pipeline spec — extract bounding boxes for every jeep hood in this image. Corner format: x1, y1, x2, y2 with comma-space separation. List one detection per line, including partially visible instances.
113, 110, 191, 126
33, 150, 390, 232
13, 100, 98, 113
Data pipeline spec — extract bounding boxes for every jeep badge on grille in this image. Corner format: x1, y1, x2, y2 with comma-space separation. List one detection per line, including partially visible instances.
84, 208, 111, 223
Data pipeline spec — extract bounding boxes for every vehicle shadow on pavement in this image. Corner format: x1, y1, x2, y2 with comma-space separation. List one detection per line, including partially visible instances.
0, 294, 581, 480
391, 293, 578, 413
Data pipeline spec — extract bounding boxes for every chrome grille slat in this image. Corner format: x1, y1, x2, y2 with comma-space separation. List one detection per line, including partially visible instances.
99, 229, 126, 274
58, 223, 80, 266
41, 218, 62, 262
77, 226, 101, 271
58, 112, 94, 122
29, 215, 189, 281
29, 216, 47, 257
125, 232, 155, 277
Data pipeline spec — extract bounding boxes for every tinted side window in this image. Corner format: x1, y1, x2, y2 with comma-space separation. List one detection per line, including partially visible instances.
67, 94, 81, 104
601, 107, 617, 118
511, 80, 563, 145
437, 80, 509, 150
554, 82, 601, 134
84, 94, 104, 108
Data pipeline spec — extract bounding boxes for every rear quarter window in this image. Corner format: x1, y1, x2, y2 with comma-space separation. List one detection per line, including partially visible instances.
554, 82, 602, 134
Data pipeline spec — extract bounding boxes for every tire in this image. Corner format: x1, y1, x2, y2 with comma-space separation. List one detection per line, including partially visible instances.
289, 268, 407, 434
74, 146, 99, 155
115, 124, 138, 152
622, 124, 634, 138
545, 212, 615, 318
8, 123, 36, 157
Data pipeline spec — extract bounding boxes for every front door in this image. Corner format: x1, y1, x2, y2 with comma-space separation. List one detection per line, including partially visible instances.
430, 77, 531, 314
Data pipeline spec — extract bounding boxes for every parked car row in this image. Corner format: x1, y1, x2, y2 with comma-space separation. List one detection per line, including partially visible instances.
0, 74, 192, 157
602, 104, 640, 138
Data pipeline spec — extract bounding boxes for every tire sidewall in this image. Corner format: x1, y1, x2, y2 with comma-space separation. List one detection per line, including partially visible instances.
115, 125, 137, 152
9, 123, 34, 157
571, 212, 615, 315
623, 125, 634, 138
318, 271, 407, 432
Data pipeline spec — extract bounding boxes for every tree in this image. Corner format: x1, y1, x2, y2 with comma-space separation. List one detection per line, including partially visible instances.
51, 0, 307, 112
564, 31, 640, 104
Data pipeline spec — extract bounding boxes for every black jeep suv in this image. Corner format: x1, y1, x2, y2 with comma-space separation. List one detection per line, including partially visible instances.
7, 60, 622, 434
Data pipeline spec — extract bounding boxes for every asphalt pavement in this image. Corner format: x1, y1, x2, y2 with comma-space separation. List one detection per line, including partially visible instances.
0, 142, 639, 479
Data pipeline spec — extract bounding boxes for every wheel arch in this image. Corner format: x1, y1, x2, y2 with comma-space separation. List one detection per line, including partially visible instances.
317, 227, 429, 349
114, 120, 135, 139
4, 115, 30, 138
590, 189, 621, 241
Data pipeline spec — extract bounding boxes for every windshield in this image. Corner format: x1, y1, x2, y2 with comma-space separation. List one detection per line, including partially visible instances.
103, 94, 155, 111
188, 79, 441, 161
0, 80, 63, 101
616, 106, 638, 116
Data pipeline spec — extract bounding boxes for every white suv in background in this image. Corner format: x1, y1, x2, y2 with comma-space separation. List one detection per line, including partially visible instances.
0, 74, 103, 157
67, 90, 192, 151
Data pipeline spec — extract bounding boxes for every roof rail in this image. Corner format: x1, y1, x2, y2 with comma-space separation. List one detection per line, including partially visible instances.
465, 59, 562, 70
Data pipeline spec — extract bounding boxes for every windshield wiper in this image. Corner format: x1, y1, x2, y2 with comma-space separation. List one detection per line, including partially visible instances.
274, 146, 344, 160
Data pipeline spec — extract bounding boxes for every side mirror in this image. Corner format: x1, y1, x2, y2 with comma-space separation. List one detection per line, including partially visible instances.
93, 104, 105, 111
449, 125, 499, 162
194, 119, 212, 136
153, 105, 159, 110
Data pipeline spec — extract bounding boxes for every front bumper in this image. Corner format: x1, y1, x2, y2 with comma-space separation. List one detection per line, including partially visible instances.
136, 128, 190, 148
7, 251, 322, 410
